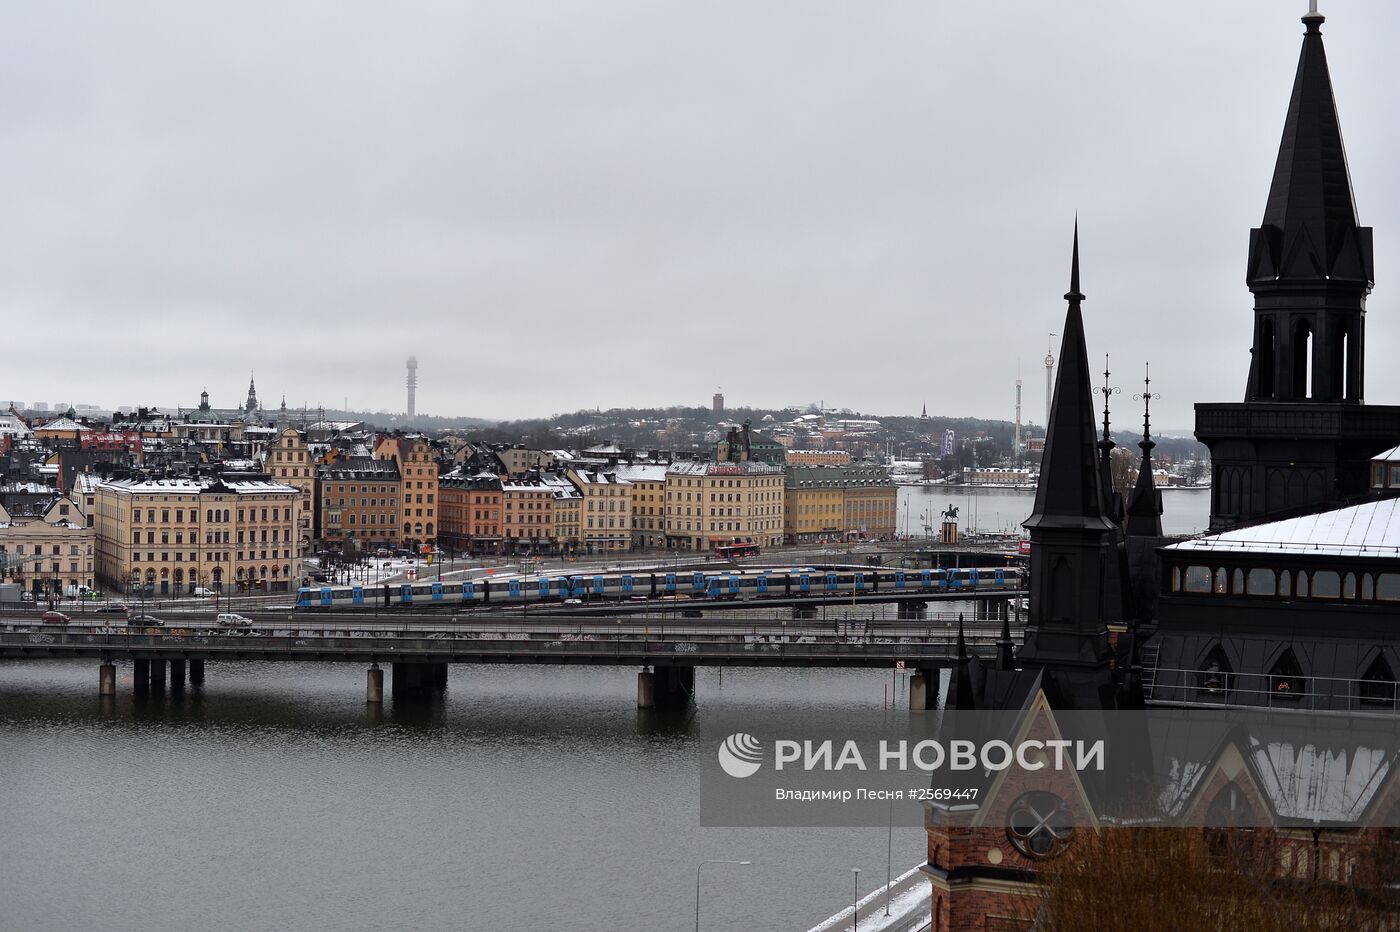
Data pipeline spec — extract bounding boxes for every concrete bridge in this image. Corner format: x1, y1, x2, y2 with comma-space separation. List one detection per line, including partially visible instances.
0, 612, 1018, 709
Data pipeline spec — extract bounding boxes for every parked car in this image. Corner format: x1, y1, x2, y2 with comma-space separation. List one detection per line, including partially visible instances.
192, 587, 215, 598
96, 602, 130, 614
216, 613, 252, 628
40, 611, 71, 625
128, 614, 164, 627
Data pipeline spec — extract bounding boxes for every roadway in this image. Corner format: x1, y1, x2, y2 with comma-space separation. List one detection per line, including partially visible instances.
0, 611, 1021, 669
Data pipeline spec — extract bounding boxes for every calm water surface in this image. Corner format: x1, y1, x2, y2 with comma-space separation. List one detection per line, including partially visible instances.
1, 661, 926, 932
898, 484, 1210, 536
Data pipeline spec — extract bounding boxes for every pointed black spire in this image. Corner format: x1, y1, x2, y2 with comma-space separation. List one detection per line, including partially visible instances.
1126, 364, 1164, 537
997, 614, 1015, 671
1024, 224, 1113, 533
956, 614, 968, 662
1248, 6, 1371, 289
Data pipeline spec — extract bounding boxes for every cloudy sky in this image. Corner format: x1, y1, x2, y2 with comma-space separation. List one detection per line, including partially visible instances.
4, 1, 1400, 430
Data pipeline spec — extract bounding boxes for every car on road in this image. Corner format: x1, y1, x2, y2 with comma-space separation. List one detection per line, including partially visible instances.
192, 587, 215, 598
40, 611, 71, 625
96, 602, 130, 614
216, 613, 253, 628
128, 614, 164, 627
563, 598, 583, 605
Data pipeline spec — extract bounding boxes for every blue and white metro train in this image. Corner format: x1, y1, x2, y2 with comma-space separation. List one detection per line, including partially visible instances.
294, 565, 1023, 610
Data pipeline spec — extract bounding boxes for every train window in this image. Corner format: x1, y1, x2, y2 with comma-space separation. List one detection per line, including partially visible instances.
1245, 568, 1275, 597
1182, 566, 1211, 593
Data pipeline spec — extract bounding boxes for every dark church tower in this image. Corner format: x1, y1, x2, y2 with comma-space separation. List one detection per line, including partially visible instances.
1019, 226, 1117, 709
1196, 8, 1400, 530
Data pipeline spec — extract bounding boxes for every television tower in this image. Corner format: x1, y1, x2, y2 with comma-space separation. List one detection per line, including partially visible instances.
1044, 333, 1056, 428
1014, 375, 1023, 461
406, 356, 418, 423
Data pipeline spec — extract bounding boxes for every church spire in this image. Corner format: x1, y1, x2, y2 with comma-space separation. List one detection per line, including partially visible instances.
1243, 2, 1371, 405
1248, 4, 1369, 288
1024, 221, 1113, 533
1126, 365, 1164, 537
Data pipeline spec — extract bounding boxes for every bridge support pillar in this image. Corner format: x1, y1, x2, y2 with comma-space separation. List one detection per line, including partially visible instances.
149, 659, 166, 692
637, 670, 656, 709
433, 663, 448, 693
653, 665, 694, 707
169, 659, 186, 689
99, 662, 116, 697
391, 662, 437, 701
189, 660, 205, 685
910, 667, 940, 712
366, 664, 384, 704
133, 659, 150, 695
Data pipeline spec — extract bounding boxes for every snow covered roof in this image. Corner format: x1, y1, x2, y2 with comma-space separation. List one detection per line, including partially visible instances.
1374, 443, 1400, 464
99, 477, 300, 495
611, 464, 669, 483
1165, 498, 1400, 558
34, 416, 90, 432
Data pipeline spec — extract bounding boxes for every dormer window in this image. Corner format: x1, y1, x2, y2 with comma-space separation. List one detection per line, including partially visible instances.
1269, 649, 1305, 700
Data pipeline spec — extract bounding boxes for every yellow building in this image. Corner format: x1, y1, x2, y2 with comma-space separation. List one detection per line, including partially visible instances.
784, 449, 852, 466
267, 426, 315, 552
94, 477, 302, 594
664, 461, 785, 551
784, 465, 898, 543
614, 464, 668, 550
568, 468, 633, 554
0, 496, 95, 596
500, 477, 554, 553
375, 435, 439, 547
545, 474, 583, 553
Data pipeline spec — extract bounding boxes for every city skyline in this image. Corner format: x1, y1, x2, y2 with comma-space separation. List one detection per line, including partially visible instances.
5, 3, 1400, 426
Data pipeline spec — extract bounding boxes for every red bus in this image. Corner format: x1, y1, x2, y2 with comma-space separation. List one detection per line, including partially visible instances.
715, 543, 760, 558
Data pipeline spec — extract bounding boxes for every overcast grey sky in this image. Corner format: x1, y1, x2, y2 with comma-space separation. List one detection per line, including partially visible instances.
4, 1, 1400, 429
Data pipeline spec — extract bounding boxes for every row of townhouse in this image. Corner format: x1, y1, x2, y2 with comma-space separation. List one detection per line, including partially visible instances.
434, 459, 895, 555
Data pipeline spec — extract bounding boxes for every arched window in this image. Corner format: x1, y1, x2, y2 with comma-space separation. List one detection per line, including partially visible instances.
1232, 568, 1245, 594
1364, 574, 1376, 600
1313, 571, 1341, 599
1198, 646, 1234, 700
1297, 572, 1310, 598
1269, 649, 1305, 700
1246, 568, 1276, 596
1279, 570, 1292, 597
1205, 782, 1257, 861
1183, 566, 1211, 593
1358, 654, 1396, 708
1213, 568, 1228, 594
1344, 573, 1358, 599
1294, 318, 1314, 399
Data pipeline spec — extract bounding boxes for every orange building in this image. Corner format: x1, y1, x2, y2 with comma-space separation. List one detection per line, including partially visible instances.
439, 471, 504, 555
374, 434, 439, 547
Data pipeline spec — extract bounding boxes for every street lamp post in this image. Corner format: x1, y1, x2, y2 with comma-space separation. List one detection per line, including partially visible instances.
852, 867, 861, 931
696, 859, 750, 932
